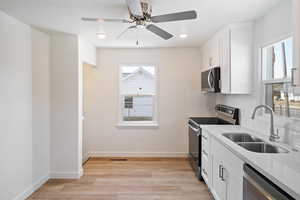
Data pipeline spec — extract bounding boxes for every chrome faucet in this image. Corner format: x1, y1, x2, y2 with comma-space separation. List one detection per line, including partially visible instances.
251, 105, 280, 142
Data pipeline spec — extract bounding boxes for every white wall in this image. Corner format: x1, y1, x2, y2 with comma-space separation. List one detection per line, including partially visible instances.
84, 48, 215, 157
83, 64, 93, 162
216, 1, 296, 134
79, 38, 96, 163
79, 38, 96, 66
0, 11, 32, 200
0, 11, 50, 200
50, 33, 82, 178
31, 28, 50, 191
0, 10, 96, 198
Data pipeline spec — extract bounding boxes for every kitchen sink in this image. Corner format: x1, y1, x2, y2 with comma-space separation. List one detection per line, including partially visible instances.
238, 142, 289, 153
222, 133, 289, 153
223, 133, 264, 143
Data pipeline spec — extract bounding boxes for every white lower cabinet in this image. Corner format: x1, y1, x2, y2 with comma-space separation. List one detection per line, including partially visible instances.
209, 137, 244, 200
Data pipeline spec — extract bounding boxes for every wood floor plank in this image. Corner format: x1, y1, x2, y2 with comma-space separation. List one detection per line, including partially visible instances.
27, 158, 213, 200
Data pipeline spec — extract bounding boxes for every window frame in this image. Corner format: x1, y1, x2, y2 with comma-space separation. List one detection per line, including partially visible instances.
117, 63, 159, 128
260, 35, 298, 118
261, 35, 294, 85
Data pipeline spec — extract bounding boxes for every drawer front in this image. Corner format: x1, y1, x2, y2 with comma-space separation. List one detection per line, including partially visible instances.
202, 129, 209, 141
202, 145, 209, 160
202, 130, 209, 159
202, 156, 209, 184
201, 129, 210, 185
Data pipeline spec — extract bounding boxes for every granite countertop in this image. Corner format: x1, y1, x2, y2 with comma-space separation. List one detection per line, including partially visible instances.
201, 125, 300, 199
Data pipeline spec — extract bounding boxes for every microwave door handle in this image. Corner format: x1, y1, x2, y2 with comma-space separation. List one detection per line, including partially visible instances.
210, 71, 215, 88
208, 70, 212, 89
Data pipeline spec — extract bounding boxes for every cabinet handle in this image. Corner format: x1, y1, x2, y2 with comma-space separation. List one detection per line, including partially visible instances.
291, 68, 297, 86
203, 168, 208, 176
202, 135, 208, 140
203, 150, 208, 156
219, 165, 222, 179
221, 166, 226, 181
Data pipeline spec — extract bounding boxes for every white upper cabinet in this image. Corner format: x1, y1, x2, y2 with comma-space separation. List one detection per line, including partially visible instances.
220, 23, 253, 94
201, 23, 253, 94
202, 34, 220, 70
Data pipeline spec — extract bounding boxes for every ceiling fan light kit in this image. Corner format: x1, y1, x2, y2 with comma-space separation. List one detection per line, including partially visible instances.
82, 0, 197, 41
179, 34, 188, 39
97, 33, 107, 39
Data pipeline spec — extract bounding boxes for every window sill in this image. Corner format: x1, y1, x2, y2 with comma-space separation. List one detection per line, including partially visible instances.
116, 122, 159, 129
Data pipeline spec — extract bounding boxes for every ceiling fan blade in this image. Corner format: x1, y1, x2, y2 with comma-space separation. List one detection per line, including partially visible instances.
146, 24, 173, 40
126, 0, 143, 17
151, 10, 197, 23
82, 18, 132, 23
117, 25, 137, 39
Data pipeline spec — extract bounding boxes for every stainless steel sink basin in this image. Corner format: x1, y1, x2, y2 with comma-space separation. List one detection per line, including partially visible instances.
238, 142, 289, 153
222, 133, 289, 153
223, 133, 264, 143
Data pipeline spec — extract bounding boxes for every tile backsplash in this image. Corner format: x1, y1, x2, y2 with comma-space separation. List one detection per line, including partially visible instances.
244, 114, 300, 150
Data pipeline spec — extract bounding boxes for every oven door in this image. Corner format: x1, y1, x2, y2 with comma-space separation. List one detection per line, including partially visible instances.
243, 164, 295, 200
188, 120, 201, 179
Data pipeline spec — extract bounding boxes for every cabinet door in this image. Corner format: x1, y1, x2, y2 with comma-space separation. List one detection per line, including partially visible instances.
207, 39, 215, 68
201, 43, 210, 70
202, 36, 220, 70
218, 28, 231, 93
210, 137, 244, 200
222, 144, 244, 200
230, 23, 253, 94
211, 155, 227, 200
211, 138, 228, 200
210, 34, 220, 67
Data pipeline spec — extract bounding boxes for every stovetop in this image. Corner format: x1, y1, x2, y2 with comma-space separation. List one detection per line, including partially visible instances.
189, 117, 233, 125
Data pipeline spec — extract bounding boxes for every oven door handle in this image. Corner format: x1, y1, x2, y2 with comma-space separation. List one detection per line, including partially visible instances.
188, 124, 200, 134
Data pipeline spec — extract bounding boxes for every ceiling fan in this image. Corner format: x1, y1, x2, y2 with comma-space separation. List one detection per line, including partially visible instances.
82, 0, 197, 40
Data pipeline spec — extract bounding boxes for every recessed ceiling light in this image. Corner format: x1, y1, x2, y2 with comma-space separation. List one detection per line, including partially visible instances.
97, 33, 107, 39
179, 34, 188, 39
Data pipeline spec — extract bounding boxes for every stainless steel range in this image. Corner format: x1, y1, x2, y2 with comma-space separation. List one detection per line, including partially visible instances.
188, 104, 239, 180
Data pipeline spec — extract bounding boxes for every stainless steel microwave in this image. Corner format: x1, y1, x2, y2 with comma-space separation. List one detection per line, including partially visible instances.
201, 67, 221, 93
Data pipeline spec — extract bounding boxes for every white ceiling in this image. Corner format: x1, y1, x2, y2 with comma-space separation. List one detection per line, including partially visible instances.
0, 0, 281, 48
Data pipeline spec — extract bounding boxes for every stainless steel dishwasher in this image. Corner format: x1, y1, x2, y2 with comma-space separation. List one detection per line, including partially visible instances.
243, 164, 295, 200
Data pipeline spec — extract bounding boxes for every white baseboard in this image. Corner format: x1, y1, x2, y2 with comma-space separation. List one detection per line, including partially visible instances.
82, 153, 90, 164
88, 151, 188, 158
13, 175, 49, 200
12, 152, 186, 200
50, 169, 83, 179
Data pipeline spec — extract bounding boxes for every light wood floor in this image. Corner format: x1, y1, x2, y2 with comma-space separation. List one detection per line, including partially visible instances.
28, 158, 213, 200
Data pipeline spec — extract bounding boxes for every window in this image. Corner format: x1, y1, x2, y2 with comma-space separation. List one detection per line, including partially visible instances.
118, 65, 157, 126
262, 37, 293, 81
262, 37, 300, 118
